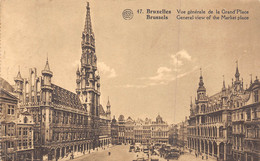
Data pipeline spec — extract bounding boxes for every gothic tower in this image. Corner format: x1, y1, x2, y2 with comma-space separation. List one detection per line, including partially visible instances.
196, 69, 207, 113
106, 97, 111, 120
233, 61, 243, 92
196, 69, 208, 124
41, 58, 53, 143
76, 2, 100, 148
14, 68, 24, 102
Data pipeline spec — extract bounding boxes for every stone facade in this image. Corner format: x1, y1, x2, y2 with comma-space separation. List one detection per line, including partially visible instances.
111, 115, 169, 145
169, 124, 178, 146
151, 115, 169, 144
0, 78, 34, 161
187, 64, 260, 161
232, 77, 260, 161
125, 117, 134, 144
8, 3, 111, 160
111, 116, 119, 145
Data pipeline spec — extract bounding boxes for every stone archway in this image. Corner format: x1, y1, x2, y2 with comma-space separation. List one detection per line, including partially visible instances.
209, 141, 212, 156
56, 148, 60, 160
66, 146, 69, 155
213, 141, 217, 157
195, 139, 197, 151
219, 142, 224, 160
48, 149, 55, 160
201, 140, 204, 153
205, 140, 208, 154
61, 147, 65, 158
198, 139, 200, 152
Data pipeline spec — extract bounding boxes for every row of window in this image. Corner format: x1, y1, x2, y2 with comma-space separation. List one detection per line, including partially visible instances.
0, 104, 15, 115
52, 132, 89, 142
151, 132, 168, 137
18, 127, 32, 136
4, 124, 15, 136
233, 108, 258, 121
18, 139, 32, 150
52, 111, 88, 125
188, 126, 223, 138
233, 124, 244, 134
201, 114, 222, 124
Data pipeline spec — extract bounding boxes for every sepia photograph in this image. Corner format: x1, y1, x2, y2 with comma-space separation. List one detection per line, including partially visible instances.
0, 0, 259, 161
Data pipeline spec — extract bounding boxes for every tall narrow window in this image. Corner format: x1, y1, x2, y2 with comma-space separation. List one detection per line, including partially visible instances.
19, 128, 22, 135
24, 117, 28, 123
23, 128, 28, 136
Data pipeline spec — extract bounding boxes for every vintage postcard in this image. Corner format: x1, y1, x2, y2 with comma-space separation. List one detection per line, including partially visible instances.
0, 0, 259, 161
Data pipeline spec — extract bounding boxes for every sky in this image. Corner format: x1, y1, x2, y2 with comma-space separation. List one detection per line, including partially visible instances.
1, 0, 260, 124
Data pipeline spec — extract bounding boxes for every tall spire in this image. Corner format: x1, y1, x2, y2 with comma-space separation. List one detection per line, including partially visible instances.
199, 68, 204, 88
197, 68, 206, 94
222, 75, 226, 89
235, 61, 240, 81
84, 2, 93, 35
107, 96, 111, 107
17, 66, 22, 79
14, 65, 23, 82
42, 57, 53, 76
44, 57, 50, 71
76, 65, 80, 75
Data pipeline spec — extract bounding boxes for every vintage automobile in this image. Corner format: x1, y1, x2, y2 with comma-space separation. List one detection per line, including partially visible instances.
164, 152, 180, 160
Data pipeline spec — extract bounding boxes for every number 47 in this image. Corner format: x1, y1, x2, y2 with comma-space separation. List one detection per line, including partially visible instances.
137, 9, 142, 14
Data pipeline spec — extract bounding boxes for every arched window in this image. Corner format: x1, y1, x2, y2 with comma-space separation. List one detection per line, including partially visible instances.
201, 104, 206, 113
86, 34, 89, 42
82, 34, 85, 41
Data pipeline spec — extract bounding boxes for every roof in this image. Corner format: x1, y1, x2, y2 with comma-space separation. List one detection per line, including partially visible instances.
51, 84, 82, 109
0, 77, 14, 92
99, 105, 106, 115
118, 115, 125, 122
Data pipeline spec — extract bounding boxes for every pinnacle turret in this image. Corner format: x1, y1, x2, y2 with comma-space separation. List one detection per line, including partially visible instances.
235, 61, 240, 81
42, 57, 53, 77
84, 2, 93, 35
107, 97, 111, 107
14, 67, 23, 82
197, 68, 206, 92
76, 65, 80, 75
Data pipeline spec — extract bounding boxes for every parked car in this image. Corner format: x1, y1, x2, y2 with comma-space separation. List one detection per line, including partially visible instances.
164, 152, 180, 160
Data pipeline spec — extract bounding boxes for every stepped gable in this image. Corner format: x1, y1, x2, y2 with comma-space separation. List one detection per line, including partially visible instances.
51, 84, 82, 109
